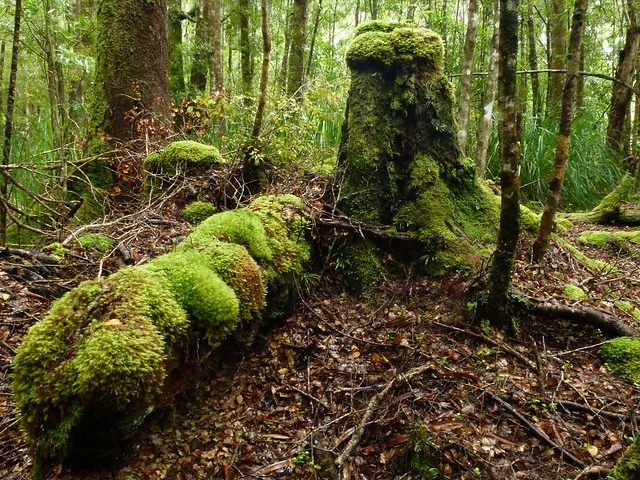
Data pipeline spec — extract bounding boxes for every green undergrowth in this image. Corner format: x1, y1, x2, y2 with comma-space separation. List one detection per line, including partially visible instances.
12, 194, 310, 469
74, 233, 115, 253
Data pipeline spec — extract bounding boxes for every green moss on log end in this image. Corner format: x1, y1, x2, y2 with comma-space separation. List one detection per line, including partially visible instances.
611, 437, 640, 480
182, 201, 217, 224
601, 337, 640, 382
144, 140, 224, 174
568, 174, 637, 224
346, 22, 445, 71
12, 267, 187, 462
144, 250, 239, 345
75, 233, 116, 253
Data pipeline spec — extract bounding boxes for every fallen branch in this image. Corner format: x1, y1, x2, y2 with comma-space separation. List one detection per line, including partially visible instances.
526, 299, 639, 337
485, 391, 587, 469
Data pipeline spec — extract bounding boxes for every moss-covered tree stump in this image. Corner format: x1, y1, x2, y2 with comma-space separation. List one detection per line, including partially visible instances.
12, 194, 309, 473
335, 21, 507, 284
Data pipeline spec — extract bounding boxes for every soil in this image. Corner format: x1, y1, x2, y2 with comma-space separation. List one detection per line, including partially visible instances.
1, 196, 639, 480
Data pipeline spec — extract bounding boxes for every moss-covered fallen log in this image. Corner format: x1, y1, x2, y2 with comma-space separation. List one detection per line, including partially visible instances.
12, 194, 309, 473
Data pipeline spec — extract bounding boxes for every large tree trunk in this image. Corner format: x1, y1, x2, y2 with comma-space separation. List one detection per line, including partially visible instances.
457, 0, 480, 155
88, 0, 170, 151
487, 0, 521, 329
475, 0, 499, 178
606, 1, 640, 159
533, 0, 587, 262
287, 0, 308, 100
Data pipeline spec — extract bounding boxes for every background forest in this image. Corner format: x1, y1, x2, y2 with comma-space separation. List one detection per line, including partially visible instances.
0, 0, 636, 247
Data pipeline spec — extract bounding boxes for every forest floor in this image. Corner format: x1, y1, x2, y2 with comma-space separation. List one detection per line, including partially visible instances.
1, 191, 640, 480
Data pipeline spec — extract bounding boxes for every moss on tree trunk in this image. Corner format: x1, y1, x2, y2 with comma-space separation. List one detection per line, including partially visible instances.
335, 21, 503, 283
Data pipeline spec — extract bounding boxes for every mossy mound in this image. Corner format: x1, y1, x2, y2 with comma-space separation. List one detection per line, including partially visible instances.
611, 436, 640, 479
12, 267, 187, 462
182, 201, 217, 224
601, 337, 640, 382
144, 251, 240, 345
43, 242, 69, 260
563, 284, 587, 300
339, 240, 383, 296
144, 140, 225, 175
75, 233, 115, 253
12, 194, 310, 468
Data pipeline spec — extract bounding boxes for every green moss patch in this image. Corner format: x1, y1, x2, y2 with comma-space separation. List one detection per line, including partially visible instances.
74, 233, 115, 253
182, 201, 217, 224
43, 242, 69, 260
601, 337, 640, 382
563, 284, 587, 300
144, 140, 224, 174
144, 251, 239, 345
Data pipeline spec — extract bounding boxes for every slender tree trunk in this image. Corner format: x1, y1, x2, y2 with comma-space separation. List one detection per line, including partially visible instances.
169, 1, 187, 95
576, 42, 585, 107
407, 0, 417, 21
487, 0, 521, 329
239, 0, 253, 99
533, 0, 587, 262
251, 0, 270, 140
547, 0, 567, 119
475, 0, 500, 178
305, 0, 322, 80
355, 0, 360, 26
209, 0, 225, 135
1, 0, 21, 247
527, 0, 541, 119
606, 1, 640, 159
278, 1, 292, 91
190, 0, 208, 93
458, 0, 480, 155
371, 0, 378, 19
287, 0, 308, 100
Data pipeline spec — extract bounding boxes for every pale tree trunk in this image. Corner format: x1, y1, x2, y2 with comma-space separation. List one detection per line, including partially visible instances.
207, 0, 226, 135
168, 0, 186, 94
547, 0, 567, 119
305, 0, 322, 80
278, 1, 291, 91
475, 0, 499, 178
0, 0, 21, 247
527, 0, 541, 119
487, 0, 521, 329
251, 0, 271, 140
239, 0, 253, 99
287, 0, 308, 100
606, 0, 640, 159
533, 0, 587, 262
457, 0, 480, 155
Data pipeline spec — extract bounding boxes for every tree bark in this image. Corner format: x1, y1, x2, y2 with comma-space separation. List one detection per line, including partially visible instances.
487, 0, 521, 328
546, 0, 567, 119
457, 0, 480, 155
88, 0, 170, 151
287, 0, 308, 100
209, 0, 225, 135
532, 0, 586, 262
0, 0, 20, 247
239, 0, 253, 99
527, 0, 541, 119
475, 0, 499, 178
278, 1, 292, 91
189, 0, 208, 93
305, 0, 322, 80
606, 0, 640, 159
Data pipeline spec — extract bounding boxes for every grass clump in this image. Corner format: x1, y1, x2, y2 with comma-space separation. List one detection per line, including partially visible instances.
601, 337, 640, 382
